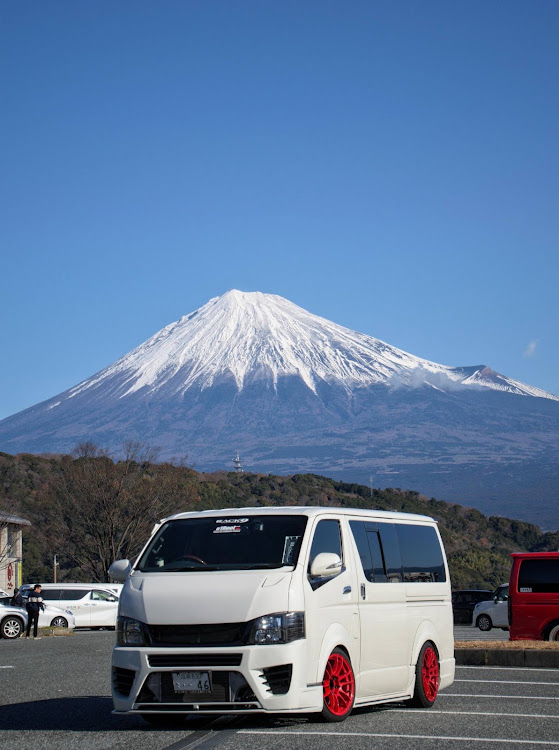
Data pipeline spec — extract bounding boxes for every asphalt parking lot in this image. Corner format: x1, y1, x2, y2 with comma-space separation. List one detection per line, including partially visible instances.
1, 629, 558, 750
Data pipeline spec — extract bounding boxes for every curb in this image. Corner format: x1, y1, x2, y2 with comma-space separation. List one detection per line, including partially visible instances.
455, 648, 559, 668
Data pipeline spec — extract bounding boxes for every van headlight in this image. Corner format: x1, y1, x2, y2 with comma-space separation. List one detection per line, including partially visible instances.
117, 616, 146, 646
249, 612, 305, 644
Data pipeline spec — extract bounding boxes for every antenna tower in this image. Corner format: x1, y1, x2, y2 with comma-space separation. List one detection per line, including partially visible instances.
233, 451, 243, 473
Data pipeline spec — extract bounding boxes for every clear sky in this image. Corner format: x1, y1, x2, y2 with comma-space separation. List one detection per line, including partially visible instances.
1, 1, 558, 421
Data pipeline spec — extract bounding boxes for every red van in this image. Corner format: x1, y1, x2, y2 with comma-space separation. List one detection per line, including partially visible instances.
509, 552, 559, 641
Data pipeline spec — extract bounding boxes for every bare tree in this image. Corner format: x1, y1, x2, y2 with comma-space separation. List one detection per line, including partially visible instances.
45, 443, 199, 581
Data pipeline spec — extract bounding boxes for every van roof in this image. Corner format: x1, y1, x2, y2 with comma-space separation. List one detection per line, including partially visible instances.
165, 506, 436, 524
510, 551, 559, 559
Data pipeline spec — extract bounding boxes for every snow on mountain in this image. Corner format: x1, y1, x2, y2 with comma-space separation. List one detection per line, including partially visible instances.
63, 290, 558, 404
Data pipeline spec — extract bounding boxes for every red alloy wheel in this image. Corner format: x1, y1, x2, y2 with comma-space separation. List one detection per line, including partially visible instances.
421, 646, 439, 703
322, 651, 355, 718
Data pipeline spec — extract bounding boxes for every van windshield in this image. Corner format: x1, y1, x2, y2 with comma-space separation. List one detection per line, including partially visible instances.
136, 515, 308, 572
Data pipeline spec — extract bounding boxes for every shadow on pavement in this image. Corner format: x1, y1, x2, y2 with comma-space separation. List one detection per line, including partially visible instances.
0, 696, 144, 731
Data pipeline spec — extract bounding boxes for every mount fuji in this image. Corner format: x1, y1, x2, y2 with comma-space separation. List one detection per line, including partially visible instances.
1, 290, 558, 527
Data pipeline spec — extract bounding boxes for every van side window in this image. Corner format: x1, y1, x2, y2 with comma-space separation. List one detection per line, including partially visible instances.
395, 524, 446, 583
370, 523, 403, 583
60, 589, 88, 600
91, 590, 116, 601
349, 521, 392, 583
518, 560, 559, 593
39, 589, 62, 601
308, 519, 342, 577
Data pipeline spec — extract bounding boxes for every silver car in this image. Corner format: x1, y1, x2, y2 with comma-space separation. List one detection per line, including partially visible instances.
0, 596, 76, 637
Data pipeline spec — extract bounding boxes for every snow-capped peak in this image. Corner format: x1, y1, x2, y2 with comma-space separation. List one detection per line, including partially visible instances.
66, 290, 558, 403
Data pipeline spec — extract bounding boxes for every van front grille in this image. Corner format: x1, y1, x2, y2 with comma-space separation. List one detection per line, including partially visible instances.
146, 623, 250, 647
148, 653, 242, 667
138, 671, 256, 704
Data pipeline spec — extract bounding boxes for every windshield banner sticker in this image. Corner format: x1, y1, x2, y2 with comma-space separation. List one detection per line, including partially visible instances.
213, 525, 242, 534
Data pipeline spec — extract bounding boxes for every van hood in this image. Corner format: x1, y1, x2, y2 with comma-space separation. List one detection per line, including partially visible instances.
121, 570, 293, 625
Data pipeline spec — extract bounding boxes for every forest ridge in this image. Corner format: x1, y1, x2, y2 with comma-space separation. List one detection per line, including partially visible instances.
1, 445, 558, 590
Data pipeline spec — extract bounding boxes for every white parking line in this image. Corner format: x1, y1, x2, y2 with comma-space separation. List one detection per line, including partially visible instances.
458, 666, 559, 673
455, 679, 559, 685
396, 710, 559, 719
240, 730, 559, 745
0, 666, 14, 669
442, 694, 559, 700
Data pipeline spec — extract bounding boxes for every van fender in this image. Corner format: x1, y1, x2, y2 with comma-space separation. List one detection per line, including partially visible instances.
315, 623, 355, 684
410, 620, 441, 667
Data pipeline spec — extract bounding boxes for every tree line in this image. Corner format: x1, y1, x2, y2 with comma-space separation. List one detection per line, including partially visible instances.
1, 445, 557, 589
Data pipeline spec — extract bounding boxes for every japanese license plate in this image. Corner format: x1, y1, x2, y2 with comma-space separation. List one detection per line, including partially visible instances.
172, 671, 211, 694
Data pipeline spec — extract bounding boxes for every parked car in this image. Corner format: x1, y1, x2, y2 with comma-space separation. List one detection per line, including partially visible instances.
20, 583, 118, 628
472, 584, 509, 631
452, 589, 493, 624
509, 552, 559, 641
0, 596, 76, 633
0, 601, 28, 638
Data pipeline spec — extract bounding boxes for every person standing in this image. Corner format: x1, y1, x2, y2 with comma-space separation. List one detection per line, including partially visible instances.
25, 584, 45, 639
11, 587, 25, 607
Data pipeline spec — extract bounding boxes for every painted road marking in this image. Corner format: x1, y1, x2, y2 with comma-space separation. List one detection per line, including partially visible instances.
442, 694, 559, 700
240, 730, 559, 745
395, 709, 559, 718
455, 679, 559, 685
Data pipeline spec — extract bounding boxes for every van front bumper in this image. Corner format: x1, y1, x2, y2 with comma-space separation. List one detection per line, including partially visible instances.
112, 640, 322, 715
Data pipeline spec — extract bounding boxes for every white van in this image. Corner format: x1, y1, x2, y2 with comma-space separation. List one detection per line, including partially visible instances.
109, 506, 455, 723
20, 583, 119, 628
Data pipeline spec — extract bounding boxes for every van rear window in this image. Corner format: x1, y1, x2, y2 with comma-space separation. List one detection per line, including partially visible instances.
518, 560, 559, 593
396, 524, 446, 583
136, 515, 308, 572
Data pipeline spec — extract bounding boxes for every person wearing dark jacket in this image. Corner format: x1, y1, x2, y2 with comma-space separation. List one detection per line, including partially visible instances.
11, 588, 24, 607
25, 584, 45, 639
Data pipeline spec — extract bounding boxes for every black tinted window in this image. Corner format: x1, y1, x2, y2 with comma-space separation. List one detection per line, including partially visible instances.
395, 524, 446, 582
60, 589, 88, 600
372, 523, 403, 583
518, 560, 559, 593
349, 521, 373, 581
308, 519, 342, 571
137, 515, 307, 572
349, 521, 390, 582
39, 589, 62, 600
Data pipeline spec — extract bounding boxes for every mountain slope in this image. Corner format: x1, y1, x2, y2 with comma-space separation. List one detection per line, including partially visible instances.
1, 290, 558, 528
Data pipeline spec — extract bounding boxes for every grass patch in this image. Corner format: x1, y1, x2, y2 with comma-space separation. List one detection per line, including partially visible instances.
37, 626, 74, 637
455, 640, 559, 650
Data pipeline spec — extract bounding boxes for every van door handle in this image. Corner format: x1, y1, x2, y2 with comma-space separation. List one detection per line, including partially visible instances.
361, 583, 366, 600
343, 586, 352, 595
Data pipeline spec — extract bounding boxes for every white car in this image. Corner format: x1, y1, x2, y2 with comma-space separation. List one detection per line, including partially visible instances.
0, 596, 76, 635
472, 584, 509, 631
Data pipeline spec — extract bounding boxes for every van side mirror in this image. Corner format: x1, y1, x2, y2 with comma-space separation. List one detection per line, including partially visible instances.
310, 552, 342, 578
108, 559, 131, 583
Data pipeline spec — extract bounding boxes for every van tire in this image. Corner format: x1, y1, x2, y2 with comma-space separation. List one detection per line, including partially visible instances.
319, 648, 355, 722
476, 614, 492, 631
407, 641, 439, 708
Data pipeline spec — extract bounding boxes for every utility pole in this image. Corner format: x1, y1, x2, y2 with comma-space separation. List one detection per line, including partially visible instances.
53, 554, 59, 583
369, 476, 374, 499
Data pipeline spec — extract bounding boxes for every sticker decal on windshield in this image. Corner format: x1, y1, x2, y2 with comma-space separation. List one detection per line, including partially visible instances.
215, 518, 248, 524
282, 536, 300, 564
213, 525, 242, 534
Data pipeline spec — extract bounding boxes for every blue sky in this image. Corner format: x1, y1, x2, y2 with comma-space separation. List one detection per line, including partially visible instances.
1, 1, 558, 420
